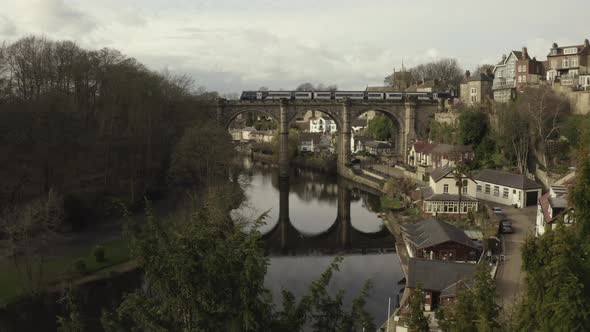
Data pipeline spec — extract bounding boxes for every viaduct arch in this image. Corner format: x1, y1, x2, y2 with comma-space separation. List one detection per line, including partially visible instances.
218, 97, 446, 177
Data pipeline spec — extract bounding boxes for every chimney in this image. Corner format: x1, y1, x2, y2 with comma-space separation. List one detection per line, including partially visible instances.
522, 47, 529, 59
465, 70, 471, 79
585, 39, 590, 47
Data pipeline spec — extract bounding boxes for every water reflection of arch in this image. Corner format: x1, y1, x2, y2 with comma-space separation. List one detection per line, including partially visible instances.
262, 176, 395, 256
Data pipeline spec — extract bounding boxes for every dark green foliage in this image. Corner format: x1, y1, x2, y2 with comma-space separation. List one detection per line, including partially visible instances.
368, 115, 397, 141
561, 115, 590, 149
407, 287, 430, 332
73, 259, 86, 275
56, 287, 85, 332
92, 245, 105, 263
437, 263, 498, 332
0, 35, 215, 211
571, 152, 590, 236
101, 189, 375, 332
168, 123, 234, 187
428, 120, 458, 144
458, 109, 487, 146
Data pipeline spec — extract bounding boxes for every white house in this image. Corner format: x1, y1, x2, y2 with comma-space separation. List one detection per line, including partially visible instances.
536, 185, 575, 237
422, 165, 479, 215
310, 116, 337, 134
240, 127, 256, 141
473, 169, 542, 208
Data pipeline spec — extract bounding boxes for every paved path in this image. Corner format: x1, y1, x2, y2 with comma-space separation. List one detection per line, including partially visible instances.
493, 205, 537, 308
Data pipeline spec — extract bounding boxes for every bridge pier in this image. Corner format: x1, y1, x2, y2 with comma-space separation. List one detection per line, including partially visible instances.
279, 176, 289, 253
403, 100, 416, 156
337, 99, 352, 173
279, 99, 290, 177
338, 181, 351, 249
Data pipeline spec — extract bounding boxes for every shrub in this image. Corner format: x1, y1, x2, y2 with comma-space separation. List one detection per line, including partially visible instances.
74, 259, 87, 275
93, 245, 105, 262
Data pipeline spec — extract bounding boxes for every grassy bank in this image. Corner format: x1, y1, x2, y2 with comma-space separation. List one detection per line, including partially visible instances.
380, 196, 402, 211
0, 238, 131, 306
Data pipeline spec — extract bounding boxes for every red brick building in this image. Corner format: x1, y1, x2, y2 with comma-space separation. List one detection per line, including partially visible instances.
515, 47, 546, 91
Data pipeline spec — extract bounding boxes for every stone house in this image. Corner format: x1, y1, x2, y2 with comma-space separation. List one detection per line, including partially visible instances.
250, 130, 275, 143
473, 169, 542, 208
365, 141, 393, 155
299, 132, 322, 152
546, 39, 590, 88
421, 165, 479, 215
401, 218, 480, 262
492, 48, 544, 102
407, 142, 473, 169
536, 184, 575, 237
459, 70, 493, 105
406, 258, 477, 311
350, 133, 370, 153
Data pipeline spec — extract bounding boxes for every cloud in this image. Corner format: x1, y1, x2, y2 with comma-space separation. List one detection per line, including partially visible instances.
0, 15, 17, 36
1, 0, 590, 93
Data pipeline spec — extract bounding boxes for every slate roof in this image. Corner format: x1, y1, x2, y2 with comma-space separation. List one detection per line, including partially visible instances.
407, 258, 477, 292
473, 169, 541, 190
463, 73, 494, 83
299, 132, 321, 145
401, 218, 478, 250
351, 118, 367, 127
430, 164, 454, 182
547, 40, 590, 57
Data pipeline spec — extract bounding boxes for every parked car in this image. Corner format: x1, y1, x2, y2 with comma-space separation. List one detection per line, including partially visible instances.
492, 207, 503, 213
500, 220, 514, 234
494, 212, 508, 222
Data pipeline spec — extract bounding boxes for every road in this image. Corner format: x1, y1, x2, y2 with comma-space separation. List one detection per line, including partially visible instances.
493, 205, 537, 308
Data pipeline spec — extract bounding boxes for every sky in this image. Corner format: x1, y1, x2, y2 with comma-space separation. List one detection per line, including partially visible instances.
1, 0, 589, 94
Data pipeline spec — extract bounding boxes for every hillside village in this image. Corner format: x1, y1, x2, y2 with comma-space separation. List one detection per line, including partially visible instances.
230, 38, 590, 331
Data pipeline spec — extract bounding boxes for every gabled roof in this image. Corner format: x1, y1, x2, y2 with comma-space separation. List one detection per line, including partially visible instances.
401, 218, 478, 250
430, 164, 454, 182
473, 169, 541, 190
407, 258, 477, 292
299, 132, 321, 144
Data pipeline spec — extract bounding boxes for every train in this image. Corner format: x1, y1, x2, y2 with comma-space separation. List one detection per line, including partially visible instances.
239, 90, 455, 101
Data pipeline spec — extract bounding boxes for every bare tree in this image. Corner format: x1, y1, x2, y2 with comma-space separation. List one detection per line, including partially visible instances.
497, 104, 530, 173
518, 86, 569, 167
0, 189, 64, 295
473, 64, 495, 76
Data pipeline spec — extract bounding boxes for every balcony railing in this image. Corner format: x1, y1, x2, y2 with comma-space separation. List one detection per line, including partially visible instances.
492, 79, 516, 90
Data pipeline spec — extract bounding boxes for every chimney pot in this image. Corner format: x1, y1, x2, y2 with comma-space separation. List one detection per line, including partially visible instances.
585, 39, 590, 47
465, 70, 471, 78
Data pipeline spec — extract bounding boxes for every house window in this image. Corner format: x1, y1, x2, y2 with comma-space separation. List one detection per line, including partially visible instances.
522, 75, 527, 83
485, 184, 491, 194
518, 76, 522, 83
572, 57, 578, 67
462, 186, 468, 194
444, 184, 449, 193
494, 186, 500, 197
563, 58, 569, 68
513, 189, 516, 194
471, 87, 477, 94
503, 188, 509, 199
477, 185, 482, 192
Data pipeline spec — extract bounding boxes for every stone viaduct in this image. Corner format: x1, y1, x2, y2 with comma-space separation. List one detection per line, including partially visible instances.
216, 97, 447, 177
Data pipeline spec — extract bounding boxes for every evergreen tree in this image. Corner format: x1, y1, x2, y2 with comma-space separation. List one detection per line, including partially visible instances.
407, 287, 430, 332
472, 263, 499, 332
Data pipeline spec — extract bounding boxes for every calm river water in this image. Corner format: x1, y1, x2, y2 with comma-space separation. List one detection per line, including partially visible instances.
232, 158, 404, 327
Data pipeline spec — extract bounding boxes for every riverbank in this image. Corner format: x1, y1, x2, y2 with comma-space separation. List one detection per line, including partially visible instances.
251, 151, 337, 174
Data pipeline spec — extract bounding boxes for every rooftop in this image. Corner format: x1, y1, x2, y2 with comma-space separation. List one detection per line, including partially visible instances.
401, 218, 478, 250
473, 169, 541, 190
430, 164, 454, 182
407, 258, 477, 292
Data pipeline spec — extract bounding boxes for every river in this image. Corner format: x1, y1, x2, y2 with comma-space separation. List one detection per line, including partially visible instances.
232, 158, 404, 327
